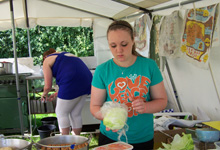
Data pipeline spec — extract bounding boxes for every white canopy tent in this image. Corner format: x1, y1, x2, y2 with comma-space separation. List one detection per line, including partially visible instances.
0, 0, 220, 135
0, 0, 172, 30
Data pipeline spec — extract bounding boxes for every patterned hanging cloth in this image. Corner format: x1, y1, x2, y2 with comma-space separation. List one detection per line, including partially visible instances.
159, 10, 184, 59
212, 4, 220, 48
134, 14, 152, 57
180, 4, 218, 69
149, 15, 163, 67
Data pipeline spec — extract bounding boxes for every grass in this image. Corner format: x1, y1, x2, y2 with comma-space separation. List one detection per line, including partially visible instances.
30, 113, 99, 150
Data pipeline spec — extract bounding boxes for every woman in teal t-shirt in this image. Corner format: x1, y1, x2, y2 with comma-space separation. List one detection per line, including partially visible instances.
90, 20, 167, 150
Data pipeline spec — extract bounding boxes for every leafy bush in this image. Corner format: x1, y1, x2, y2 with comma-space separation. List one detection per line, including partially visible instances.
0, 26, 94, 65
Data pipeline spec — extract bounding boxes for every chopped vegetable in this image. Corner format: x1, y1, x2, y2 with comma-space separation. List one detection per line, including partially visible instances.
158, 133, 194, 150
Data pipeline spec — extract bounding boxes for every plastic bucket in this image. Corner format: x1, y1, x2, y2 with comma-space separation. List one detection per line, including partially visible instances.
37, 124, 56, 139
41, 117, 57, 125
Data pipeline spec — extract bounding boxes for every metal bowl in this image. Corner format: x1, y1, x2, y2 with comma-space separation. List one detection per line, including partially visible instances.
0, 136, 32, 150
35, 135, 90, 150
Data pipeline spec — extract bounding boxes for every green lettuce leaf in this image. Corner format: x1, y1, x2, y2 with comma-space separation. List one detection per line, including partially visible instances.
103, 107, 127, 130
158, 133, 194, 150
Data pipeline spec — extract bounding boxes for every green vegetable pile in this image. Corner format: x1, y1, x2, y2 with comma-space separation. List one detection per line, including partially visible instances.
158, 133, 194, 150
103, 107, 127, 130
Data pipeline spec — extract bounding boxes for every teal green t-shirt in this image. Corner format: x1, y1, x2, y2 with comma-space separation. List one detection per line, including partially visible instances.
92, 56, 163, 144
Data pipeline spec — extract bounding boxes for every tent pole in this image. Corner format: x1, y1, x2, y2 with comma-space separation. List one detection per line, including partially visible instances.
120, 0, 202, 20
112, 0, 152, 18
23, 0, 32, 57
27, 29, 32, 57
165, 57, 183, 112
10, 0, 24, 135
208, 62, 220, 102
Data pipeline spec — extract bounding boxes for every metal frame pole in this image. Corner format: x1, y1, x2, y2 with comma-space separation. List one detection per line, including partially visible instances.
23, 0, 32, 57
164, 57, 183, 112
9, 0, 24, 135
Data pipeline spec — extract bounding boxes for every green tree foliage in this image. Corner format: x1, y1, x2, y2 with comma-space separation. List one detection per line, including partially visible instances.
0, 26, 94, 65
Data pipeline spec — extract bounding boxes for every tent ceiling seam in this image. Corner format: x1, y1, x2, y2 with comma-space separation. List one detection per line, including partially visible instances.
111, 0, 153, 18
0, 0, 8, 4
119, 0, 204, 20
42, 0, 115, 21
151, 0, 203, 12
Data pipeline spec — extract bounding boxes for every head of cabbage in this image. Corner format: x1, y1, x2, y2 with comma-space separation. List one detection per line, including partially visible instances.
103, 107, 128, 130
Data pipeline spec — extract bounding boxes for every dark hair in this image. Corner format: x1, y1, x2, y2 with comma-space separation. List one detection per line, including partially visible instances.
43, 48, 56, 62
107, 20, 141, 57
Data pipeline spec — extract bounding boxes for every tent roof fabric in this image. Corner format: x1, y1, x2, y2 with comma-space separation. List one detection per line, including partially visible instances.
0, 0, 174, 30
48, 0, 171, 19
0, 0, 209, 30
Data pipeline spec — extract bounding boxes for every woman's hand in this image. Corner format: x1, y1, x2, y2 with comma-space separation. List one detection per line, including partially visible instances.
106, 127, 118, 132
41, 94, 48, 102
130, 96, 146, 114
48, 92, 58, 101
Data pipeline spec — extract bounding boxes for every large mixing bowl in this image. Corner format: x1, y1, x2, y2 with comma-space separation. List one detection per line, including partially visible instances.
35, 135, 90, 150
0, 136, 32, 150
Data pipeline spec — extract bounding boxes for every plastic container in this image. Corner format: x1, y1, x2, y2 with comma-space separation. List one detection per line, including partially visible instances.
93, 142, 133, 150
215, 141, 220, 149
37, 124, 56, 139
41, 117, 57, 125
196, 128, 220, 142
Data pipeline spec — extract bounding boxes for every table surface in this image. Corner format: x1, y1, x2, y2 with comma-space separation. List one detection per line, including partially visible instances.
26, 73, 44, 80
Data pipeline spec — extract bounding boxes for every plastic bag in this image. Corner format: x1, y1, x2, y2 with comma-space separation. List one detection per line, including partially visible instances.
101, 101, 128, 130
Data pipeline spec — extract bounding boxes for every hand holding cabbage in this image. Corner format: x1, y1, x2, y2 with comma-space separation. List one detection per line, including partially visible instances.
100, 102, 128, 131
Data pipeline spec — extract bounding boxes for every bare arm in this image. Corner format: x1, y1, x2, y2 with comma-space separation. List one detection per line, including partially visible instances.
41, 56, 55, 100
90, 86, 106, 120
131, 81, 167, 114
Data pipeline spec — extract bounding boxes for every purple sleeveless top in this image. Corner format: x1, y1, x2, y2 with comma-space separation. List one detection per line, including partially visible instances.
47, 52, 92, 99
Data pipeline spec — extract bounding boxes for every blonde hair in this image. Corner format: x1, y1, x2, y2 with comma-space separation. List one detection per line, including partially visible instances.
107, 20, 142, 57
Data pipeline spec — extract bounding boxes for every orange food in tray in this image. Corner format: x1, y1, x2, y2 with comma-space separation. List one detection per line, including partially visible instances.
93, 142, 133, 150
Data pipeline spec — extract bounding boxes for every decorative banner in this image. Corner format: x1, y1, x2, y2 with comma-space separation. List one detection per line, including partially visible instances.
134, 14, 151, 57
149, 15, 163, 67
212, 4, 220, 48
159, 11, 184, 58
180, 4, 217, 69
